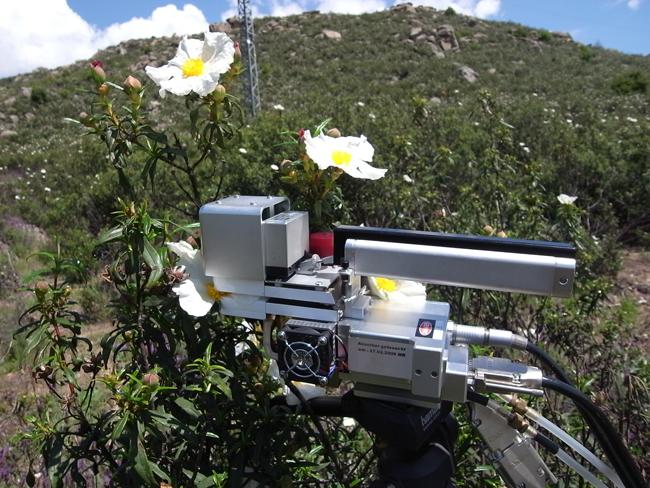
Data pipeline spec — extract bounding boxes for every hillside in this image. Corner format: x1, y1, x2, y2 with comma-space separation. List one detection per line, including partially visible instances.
1, 5, 649, 248
0, 4, 650, 486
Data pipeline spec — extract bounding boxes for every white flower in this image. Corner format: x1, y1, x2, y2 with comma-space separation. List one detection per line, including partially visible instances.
167, 241, 227, 316
368, 113, 376, 120
40, 168, 46, 174
342, 417, 357, 428
368, 277, 427, 304
44, 187, 51, 192
523, 146, 530, 154
557, 194, 578, 205
239, 148, 248, 154
273, 104, 285, 111
303, 129, 387, 180
145, 32, 234, 98
356, 101, 365, 107
270, 164, 279, 171
403, 174, 413, 183
626, 116, 638, 123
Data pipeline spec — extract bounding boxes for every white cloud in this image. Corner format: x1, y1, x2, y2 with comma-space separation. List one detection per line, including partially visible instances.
402, 0, 501, 18
0, 1, 209, 78
627, 0, 641, 8
317, 0, 386, 14
270, 0, 308, 16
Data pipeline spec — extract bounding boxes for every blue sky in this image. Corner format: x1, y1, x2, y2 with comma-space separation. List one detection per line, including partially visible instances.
65, 0, 649, 54
1, 0, 648, 78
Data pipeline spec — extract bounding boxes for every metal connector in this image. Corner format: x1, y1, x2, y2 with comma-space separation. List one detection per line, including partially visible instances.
470, 357, 543, 396
448, 323, 528, 350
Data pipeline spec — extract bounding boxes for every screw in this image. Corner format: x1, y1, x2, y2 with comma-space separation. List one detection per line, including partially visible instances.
277, 331, 286, 342
317, 376, 328, 386
317, 335, 328, 346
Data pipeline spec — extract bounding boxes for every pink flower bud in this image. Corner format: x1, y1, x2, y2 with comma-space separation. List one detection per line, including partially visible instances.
97, 83, 109, 96
233, 42, 242, 59
143, 372, 160, 386
90, 61, 106, 81
123, 75, 142, 91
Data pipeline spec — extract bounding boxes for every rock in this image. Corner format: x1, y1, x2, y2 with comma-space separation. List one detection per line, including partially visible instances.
118, 46, 127, 55
414, 33, 428, 42
209, 22, 232, 34
3, 96, 16, 106
21, 86, 32, 97
488, 67, 497, 74
436, 24, 459, 51
227, 16, 242, 29
402, 38, 415, 45
25, 112, 35, 121
321, 29, 342, 40
553, 31, 572, 41
458, 65, 478, 83
473, 32, 487, 40
10, 115, 18, 124
393, 2, 417, 13
0, 112, 5, 119
409, 27, 423, 38
0, 130, 17, 138
429, 96, 442, 105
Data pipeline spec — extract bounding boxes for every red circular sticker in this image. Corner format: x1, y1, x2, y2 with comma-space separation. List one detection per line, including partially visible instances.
418, 321, 433, 337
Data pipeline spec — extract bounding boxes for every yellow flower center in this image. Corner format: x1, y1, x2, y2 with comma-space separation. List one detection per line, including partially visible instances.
331, 150, 352, 167
182, 58, 204, 78
375, 277, 397, 292
206, 282, 231, 301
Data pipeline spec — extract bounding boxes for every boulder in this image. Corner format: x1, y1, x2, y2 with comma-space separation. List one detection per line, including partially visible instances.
21, 86, 32, 97
436, 24, 459, 51
209, 22, 232, 34
321, 29, 342, 40
392, 2, 417, 13
10, 115, 18, 124
458, 65, 478, 83
227, 17, 242, 29
409, 27, 423, 38
488, 67, 497, 74
25, 112, 35, 121
0, 130, 17, 138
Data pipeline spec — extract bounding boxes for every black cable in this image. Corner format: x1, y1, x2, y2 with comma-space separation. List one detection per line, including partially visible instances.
542, 377, 646, 488
526, 341, 643, 488
533, 431, 559, 455
526, 342, 573, 385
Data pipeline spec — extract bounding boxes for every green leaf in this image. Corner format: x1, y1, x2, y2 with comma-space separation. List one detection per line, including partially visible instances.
134, 439, 157, 486
175, 397, 201, 419
97, 226, 123, 245
112, 412, 130, 440
142, 238, 163, 287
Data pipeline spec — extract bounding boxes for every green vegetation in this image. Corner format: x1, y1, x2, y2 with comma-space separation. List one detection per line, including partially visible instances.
0, 5, 648, 487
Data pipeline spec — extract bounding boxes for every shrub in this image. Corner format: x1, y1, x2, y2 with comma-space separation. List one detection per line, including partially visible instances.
611, 70, 648, 94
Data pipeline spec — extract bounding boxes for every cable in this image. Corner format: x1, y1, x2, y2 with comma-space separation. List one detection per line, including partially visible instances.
525, 342, 573, 384
542, 377, 646, 488
526, 341, 645, 488
556, 449, 609, 488
498, 394, 623, 487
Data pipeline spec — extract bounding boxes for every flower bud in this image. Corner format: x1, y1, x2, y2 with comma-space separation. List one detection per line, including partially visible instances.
496, 230, 507, 238
35, 280, 49, 294
78, 112, 94, 128
213, 84, 226, 101
142, 372, 160, 386
233, 42, 242, 59
326, 128, 341, 138
97, 83, 109, 96
123, 75, 142, 91
89, 61, 106, 82
482, 224, 495, 236
297, 128, 305, 141
280, 159, 292, 170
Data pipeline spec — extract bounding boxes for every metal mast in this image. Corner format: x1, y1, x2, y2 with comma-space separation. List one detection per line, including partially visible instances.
237, 0, 261, 117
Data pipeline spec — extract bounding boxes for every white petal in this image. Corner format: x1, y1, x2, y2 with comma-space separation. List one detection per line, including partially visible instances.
145, 64, 182, 85
179, 37, 204, 59
343, 159, 387, 180
202, 32, 235, 75
172, 279, 213, 317
159, 77, 194, 97
190, 75, 219, 97
166, 241, 197, 262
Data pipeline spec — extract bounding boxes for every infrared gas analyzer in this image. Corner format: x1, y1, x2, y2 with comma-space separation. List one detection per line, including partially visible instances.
198, 195, 641, 488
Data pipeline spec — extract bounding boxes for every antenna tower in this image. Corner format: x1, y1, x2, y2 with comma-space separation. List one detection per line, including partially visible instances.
237, 0, 261, 116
